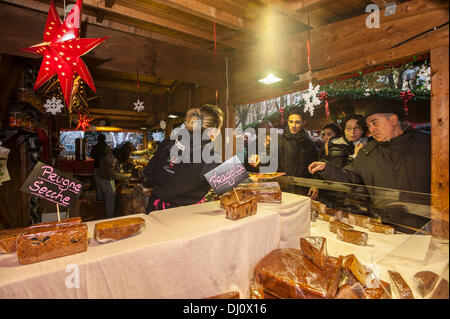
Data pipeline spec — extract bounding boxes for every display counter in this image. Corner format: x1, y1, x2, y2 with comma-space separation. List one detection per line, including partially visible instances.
0, 192, 310, 299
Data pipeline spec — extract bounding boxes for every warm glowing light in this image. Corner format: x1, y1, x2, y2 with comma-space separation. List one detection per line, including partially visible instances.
258, 73, 282, 85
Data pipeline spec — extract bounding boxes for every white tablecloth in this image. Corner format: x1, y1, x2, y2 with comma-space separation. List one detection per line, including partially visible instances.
311, 219, 449, 299
0, 193, 311, 299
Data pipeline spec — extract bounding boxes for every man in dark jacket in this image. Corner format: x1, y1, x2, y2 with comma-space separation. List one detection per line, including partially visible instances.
308, 99, 431, 229
91, 133, 111, 202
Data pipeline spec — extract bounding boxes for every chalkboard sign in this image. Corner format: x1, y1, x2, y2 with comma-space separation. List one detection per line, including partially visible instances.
20, 162, 84, 207
204, 155, 249, 196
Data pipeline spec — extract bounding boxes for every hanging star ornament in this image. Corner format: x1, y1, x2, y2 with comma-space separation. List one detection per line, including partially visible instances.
20, 0, 108, 108
133, 98, 145, 112
76, 113, 93, 131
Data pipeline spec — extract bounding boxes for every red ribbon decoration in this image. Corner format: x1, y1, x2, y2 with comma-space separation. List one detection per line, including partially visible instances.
400, 90, 415, 115
280, 106, 285, 125
319, 91, 329, 118
307, 11, 312, 73
214, 21, 218, 106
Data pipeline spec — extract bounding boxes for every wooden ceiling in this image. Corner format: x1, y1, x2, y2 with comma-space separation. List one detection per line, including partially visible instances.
0, 0, 448, 129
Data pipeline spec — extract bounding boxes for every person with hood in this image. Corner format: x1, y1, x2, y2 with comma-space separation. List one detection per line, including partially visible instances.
308, 99, 430, 229
143, 104, 223, 213
327, 114, 370, 168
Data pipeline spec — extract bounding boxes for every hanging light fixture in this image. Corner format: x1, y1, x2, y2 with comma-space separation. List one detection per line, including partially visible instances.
256, 67, 298, 86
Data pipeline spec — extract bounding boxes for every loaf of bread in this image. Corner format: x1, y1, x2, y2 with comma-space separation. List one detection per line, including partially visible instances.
0, 218, 82, 255
300, 237, 327, 270
348, 213, 378, 228
363, 280, 392, 299
253, 248, 343, 299
342, 254, 366, 285
0, 227, 27, 254
329, 220, 353, 233
335, 283, 364, 299
17, 223, 88, 265
225, 197, 257, 221
326, 208, 342, 221
413, 271, 439, 297
249, 279, 265, 299
430, 279, 449, 299
206, 291, 240, 299
30, 217, 82, 229
219, 189, 244, 208
388, 270, 414, 299
336, 228, 368, 246
311, 200, 327, 221
94, 217, 146, 243
365, 221, 395, 234
237, 182, 282, 203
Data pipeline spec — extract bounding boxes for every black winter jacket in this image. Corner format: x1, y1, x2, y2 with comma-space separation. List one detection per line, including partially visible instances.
143, 130, 220, 212
318, 127, 431, 209
277, 128, 318, 178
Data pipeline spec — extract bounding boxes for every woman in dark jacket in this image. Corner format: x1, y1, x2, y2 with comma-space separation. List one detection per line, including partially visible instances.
143, 104, 223, 213
318, 123, 342, 161
327, 114, 370, 168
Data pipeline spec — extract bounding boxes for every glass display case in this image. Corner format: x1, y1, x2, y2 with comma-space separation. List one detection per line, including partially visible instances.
248, 175, 448, 299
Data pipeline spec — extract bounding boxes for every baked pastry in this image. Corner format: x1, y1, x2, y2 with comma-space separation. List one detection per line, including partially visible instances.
249, 279, 265, 299
335, 283, 364, 299
30, 217, 82, 229
219, 189, 244, 208
0, 218, 82, 254
94, 217, 146, 243
206, 291, 240, 299
253, 248, 343, 299
430, 279, 449, 299
348, 213, 379, 228
329, 220, 354, 233
342, 254, 366, 285
311, 200, 327, 222
326, 208, 342, 221
336, 228, 368, 246
388, 270, 414, 299
413, 271, 439, 297
17, 223, 88, 265
365, 221, 395, 234
225, 197, 257, 221
300, 237, 327, 270
0, 227, 27, 254
363, 280, 392, 299
237, 182, 282, 203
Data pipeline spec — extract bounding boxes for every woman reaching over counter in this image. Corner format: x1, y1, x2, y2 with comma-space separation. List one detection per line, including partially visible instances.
142, 104, 224, 213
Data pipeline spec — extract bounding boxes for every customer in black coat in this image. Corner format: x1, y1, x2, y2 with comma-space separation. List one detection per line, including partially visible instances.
308, 99, 431, 229
143, 104, 223, 213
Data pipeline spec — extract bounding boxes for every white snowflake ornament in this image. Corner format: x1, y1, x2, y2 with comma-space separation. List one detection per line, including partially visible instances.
44, 96, 64, 115
133, 98, 145, 112
160, 120, 166, 130
302, 82, 321, 116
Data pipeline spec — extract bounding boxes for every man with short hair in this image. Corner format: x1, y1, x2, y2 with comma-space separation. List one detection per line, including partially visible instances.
308, 99, 431, 228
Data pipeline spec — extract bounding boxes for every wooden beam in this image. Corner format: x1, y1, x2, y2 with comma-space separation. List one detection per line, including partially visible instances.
89, 108, 151, 117
290, 0, 334, 12
230, 25, 449, 104
94, 80, 166, 95
146, 0, 251, 33
431, 45, 449, 239
257, 0, 326, 28
0, 3, 225, 88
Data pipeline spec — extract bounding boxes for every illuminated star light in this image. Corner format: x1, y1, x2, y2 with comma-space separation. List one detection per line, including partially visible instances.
76, 113, 94, 131
20, 0, 108, 108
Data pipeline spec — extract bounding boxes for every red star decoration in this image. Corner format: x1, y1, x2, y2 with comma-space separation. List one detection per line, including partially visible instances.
76, 113, 93, 131
20, 0, 108, 108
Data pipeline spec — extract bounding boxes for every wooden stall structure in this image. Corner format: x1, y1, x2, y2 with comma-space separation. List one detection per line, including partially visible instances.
0, 0, 448, 233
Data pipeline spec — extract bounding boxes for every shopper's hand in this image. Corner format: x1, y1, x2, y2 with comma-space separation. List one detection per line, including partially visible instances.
308, 187, 319, 200
308, 162, 326, 174
248, 154, 260, 167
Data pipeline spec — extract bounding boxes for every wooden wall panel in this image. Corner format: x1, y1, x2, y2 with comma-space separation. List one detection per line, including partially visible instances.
431, 45, 449, 239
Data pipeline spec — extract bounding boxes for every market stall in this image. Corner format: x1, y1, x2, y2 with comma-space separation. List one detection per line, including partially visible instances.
0, 192, 311, 298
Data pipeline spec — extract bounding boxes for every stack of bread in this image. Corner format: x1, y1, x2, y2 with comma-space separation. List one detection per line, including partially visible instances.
0, 216, 146, 265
